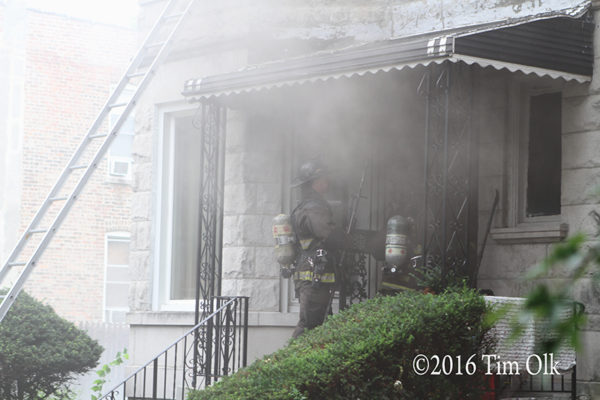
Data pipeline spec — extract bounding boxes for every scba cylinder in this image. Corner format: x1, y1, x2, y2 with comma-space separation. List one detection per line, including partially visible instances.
385, 215, 410, 268
272, 214, 296, 266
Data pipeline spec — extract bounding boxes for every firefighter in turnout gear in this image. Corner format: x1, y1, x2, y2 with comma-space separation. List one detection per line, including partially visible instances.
290, 160, 347, 338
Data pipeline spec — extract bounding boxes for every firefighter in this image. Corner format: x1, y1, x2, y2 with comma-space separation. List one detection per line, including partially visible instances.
289, 159, 347, 338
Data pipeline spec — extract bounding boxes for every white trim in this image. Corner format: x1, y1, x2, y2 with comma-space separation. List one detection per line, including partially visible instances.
519, 87, 563, 224
151, 107, 164, 312
128, 310, 298, 327
152, 102, 200, 312
107, 231, 130, 240
185, 53, 589, 101
159, 299, 197, 312
491, 223, 568, 244
495, 80, 566, 244
108, 155, 133, 180
164, 116, 175, 305
450, 54, 591, 83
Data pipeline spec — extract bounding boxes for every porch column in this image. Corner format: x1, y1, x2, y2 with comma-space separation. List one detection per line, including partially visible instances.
421, 62, 478, 283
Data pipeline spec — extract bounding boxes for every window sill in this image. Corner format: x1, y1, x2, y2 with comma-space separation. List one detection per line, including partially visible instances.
128, 310, 297, 328
491, 222, 568, 244
105, 175, 133, 185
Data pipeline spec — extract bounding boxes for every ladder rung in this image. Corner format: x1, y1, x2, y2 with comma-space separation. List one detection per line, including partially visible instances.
164, 12, 184, 20
89, 133, 108, 139
7, 262, 26, 267
0, 0, 192, 325
145, 41, 166, 49
127, 71, 147, 79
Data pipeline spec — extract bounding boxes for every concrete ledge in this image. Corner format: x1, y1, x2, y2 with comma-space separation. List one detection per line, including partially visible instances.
127, 311, 194, 326
127, 310, 298, 328
491, 223, 568, 244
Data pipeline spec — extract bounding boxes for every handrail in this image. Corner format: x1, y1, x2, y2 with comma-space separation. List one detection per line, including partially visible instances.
100, 296, 249, 400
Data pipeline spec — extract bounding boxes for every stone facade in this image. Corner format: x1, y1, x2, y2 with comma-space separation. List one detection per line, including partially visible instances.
222, 112, 283, 312
127, 0, 600, 396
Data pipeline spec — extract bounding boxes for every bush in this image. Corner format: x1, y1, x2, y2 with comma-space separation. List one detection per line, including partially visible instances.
189, 288, 493, 400
0, 291, 103, 399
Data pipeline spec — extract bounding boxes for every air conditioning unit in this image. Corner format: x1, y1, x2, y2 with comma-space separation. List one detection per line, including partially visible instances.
108, 156, 132, 179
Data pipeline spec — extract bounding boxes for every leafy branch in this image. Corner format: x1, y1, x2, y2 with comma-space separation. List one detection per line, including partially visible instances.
91, 348, 129, 400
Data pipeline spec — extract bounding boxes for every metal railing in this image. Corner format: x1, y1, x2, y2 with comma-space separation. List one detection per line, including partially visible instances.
100, 296, 249, 400
495, 367, 576, 400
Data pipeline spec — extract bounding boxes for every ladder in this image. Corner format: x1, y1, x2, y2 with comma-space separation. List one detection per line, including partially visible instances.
0, 0, 197, 323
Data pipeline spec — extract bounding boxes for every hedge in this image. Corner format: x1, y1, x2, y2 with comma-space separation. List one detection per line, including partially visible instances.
0, 290, 103, 399
189, 288, 493, 400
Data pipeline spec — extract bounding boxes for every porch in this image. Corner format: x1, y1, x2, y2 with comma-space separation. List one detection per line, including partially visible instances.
123, 7, 597, 399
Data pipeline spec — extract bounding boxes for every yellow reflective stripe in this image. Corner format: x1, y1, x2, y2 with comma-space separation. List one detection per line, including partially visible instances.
299, 239, 313, 250
295, 271, 312, 280
381, 281, 416, 292
294, 271, 335, 283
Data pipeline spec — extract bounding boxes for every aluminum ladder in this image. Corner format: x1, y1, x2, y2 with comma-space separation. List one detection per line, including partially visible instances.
0, 0, 197, 323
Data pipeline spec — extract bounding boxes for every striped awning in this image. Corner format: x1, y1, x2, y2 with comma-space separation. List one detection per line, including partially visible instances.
183, 13, 593, 101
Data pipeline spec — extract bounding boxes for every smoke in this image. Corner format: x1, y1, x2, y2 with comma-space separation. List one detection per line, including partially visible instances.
170, 2, 482, 236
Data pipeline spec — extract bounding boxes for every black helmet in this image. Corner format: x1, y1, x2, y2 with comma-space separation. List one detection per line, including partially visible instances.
290, 159, 328, 188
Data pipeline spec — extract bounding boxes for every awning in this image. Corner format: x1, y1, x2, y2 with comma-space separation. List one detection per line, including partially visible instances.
182, 13, 593, 101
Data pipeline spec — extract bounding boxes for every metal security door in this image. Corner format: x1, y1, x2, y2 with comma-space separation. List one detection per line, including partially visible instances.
419, 62, 478, 285
191, 102, 226, 387
193, 102, 226, 322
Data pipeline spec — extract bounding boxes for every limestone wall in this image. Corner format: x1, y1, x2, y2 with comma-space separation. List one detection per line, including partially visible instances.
128, 1, 600, 393
473, 52, 600, 399
221, 112, 283, 312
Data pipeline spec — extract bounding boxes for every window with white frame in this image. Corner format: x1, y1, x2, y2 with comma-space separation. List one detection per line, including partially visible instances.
104, 232, 130, 323
156, 112, 204, 307
494, 83, 565, 243
107, 86, 135, 182
522, 92, 562, 219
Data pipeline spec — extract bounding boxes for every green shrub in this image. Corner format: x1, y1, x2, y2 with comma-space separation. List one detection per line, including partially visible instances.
0, 291, 103, 400
189, 288, 493, 400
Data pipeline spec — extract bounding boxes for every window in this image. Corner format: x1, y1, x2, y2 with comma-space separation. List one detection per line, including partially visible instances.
107, 86, 135, 182
492, 85, 566, 244
156, 112, 205, 307
104, 232, 130, 323
525, 92, 561, 218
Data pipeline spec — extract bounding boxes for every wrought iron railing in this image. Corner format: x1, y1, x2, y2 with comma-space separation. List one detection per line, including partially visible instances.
100, 296, 249, 400
495, 367, 576, 399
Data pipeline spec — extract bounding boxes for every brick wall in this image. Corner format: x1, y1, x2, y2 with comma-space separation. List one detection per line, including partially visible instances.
12, 9, 136, 321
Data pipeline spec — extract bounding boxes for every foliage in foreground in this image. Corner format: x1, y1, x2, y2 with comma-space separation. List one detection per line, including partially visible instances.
189, 288, 493, 400
0, 291, 103, 400
91, 348, 129, 400
485, 211, 600, 355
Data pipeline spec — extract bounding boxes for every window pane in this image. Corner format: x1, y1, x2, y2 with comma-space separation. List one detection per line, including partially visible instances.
107, 265, 129, 282
110, 132, 133, 158
105, 282, 130, 308
170, 117, 202, 300
107, 240, 130, 265
109, 112, 135, 135
526, 92, 561, 217
105, 310, 127, 323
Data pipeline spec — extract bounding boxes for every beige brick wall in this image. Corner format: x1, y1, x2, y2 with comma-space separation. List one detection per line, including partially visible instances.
7, 9, 136, 321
